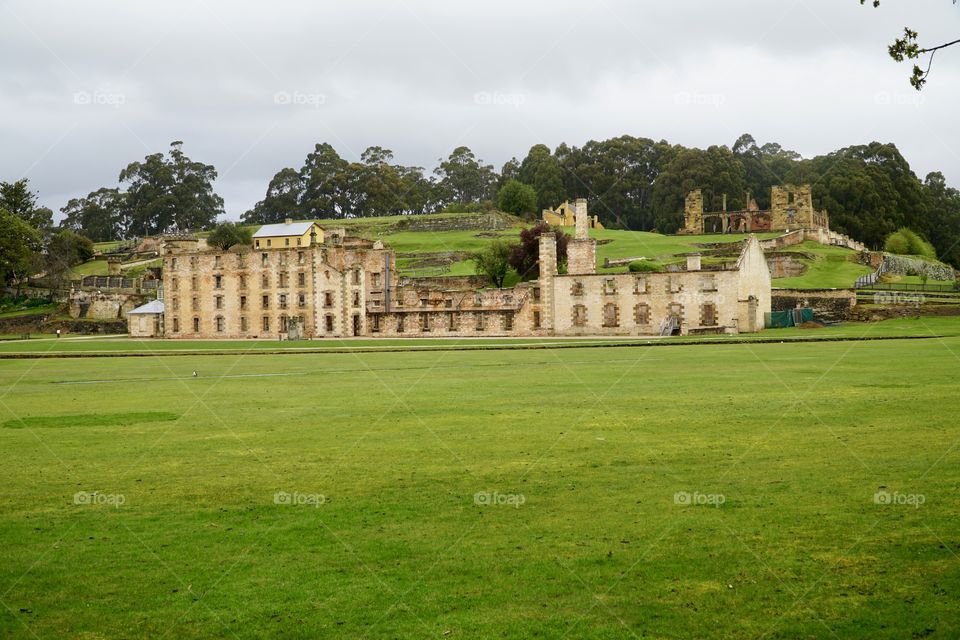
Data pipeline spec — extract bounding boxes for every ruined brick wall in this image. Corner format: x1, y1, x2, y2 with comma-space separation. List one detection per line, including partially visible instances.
395, 212, 512, 232
682, 189, 703, 234
765, 253, 808, 279
69, 291, 148, 320
567, 239, 597, 275
365, 284, 549, 338
771, 288, 856, 322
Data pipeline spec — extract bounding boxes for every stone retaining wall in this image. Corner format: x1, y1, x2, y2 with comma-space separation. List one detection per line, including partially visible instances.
771, 288, 857, 322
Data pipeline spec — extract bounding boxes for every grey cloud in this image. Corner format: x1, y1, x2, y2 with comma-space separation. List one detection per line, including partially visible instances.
1, 0, 958, 218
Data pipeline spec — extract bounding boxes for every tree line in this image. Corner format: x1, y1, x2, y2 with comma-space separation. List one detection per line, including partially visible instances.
11, 134, 960, 270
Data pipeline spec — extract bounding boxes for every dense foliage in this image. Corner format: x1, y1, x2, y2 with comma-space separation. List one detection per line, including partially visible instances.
8, 133, 960, 269
884, 228, 937, 260
248, 136, 960, 266
497, 179, 538, 217
508, 222, 569, 280
60, 142, 224, 240
206, 222, 253, 250
471, 239, 513, 288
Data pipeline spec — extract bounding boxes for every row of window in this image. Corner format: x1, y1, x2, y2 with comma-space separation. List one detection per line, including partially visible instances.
170, 251, 311, 271
170, 288, 368, 310
170, 292, 313, 311
570, 302, 717, 328
255, 237, 306, 249
171, 314, 336, 334
570, 275, 718, 297
169, 270, 379, 291
378, 312, 515, 333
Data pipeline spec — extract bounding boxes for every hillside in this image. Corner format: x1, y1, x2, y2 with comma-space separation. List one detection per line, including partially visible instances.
75, 212, 955, 290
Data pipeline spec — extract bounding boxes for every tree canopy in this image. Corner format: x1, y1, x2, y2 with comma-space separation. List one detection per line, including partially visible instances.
13, 131, 960, 269
0, 207, 43, 291
207, 222, 253, 250
120, 141, 224, 236
472, 239, 513, 288
497, 179, 538, 217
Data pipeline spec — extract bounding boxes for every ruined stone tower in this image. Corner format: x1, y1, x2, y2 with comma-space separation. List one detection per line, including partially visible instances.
567, 199, 597, 275
682, 189, 704, 234
770, 185, 813, 229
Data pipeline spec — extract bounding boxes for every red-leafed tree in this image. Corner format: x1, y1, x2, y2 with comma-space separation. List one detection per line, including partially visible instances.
508, 221, 569, 280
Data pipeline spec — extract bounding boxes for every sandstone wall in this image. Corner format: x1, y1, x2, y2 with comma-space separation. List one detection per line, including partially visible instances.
771, 288, 856, 322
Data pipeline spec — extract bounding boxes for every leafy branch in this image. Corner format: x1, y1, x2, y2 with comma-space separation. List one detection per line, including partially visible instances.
863, 0, 959, 90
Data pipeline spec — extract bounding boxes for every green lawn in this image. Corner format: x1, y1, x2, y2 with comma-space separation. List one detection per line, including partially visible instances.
772, 241, 873, 289
0, 303, 59, 319
68, 259, 111, 277
1, 325, 959, 638
1, 317, 958, 356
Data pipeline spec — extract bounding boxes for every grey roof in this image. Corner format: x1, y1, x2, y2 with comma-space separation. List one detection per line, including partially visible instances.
128, 299, 164, 315
253, 221, 316, 238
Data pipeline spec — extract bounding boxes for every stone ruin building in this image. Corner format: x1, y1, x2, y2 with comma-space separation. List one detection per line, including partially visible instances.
157, 208, 771, 340
680, 184, 829, 235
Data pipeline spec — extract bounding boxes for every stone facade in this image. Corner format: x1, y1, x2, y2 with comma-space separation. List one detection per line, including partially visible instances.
160, 215, 771, 340
162, 234, 391, 339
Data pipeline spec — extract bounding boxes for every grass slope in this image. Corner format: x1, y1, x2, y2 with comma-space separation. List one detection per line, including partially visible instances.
1, 331, 959, 637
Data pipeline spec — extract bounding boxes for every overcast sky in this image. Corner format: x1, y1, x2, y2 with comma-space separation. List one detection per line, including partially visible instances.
2, 0, 958, 220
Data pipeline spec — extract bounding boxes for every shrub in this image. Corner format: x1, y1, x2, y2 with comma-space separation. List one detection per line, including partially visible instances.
628, 260, 663, 273
884, 228, 936, 260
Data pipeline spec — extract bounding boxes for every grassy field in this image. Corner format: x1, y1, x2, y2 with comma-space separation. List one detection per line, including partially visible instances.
1, 317, 958, 355
1, 322, 959, 638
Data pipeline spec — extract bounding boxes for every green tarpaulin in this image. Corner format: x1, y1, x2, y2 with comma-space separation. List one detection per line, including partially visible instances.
765, 308, 815, 328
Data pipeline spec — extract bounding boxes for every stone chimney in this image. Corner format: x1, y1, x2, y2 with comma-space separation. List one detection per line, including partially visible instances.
284, 218, 293, 225
574, 198, 588, 240
687, 254, 702, 271
107, 257, 122, 276
536, 232, 556, 332
538, 232, 557, 278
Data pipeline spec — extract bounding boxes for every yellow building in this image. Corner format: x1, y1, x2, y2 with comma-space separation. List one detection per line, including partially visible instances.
542, 198, 603, 230
253, 219, 325, 249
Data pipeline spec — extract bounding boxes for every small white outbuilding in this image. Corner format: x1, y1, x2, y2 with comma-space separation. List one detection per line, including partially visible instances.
127, 299, 164, 337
